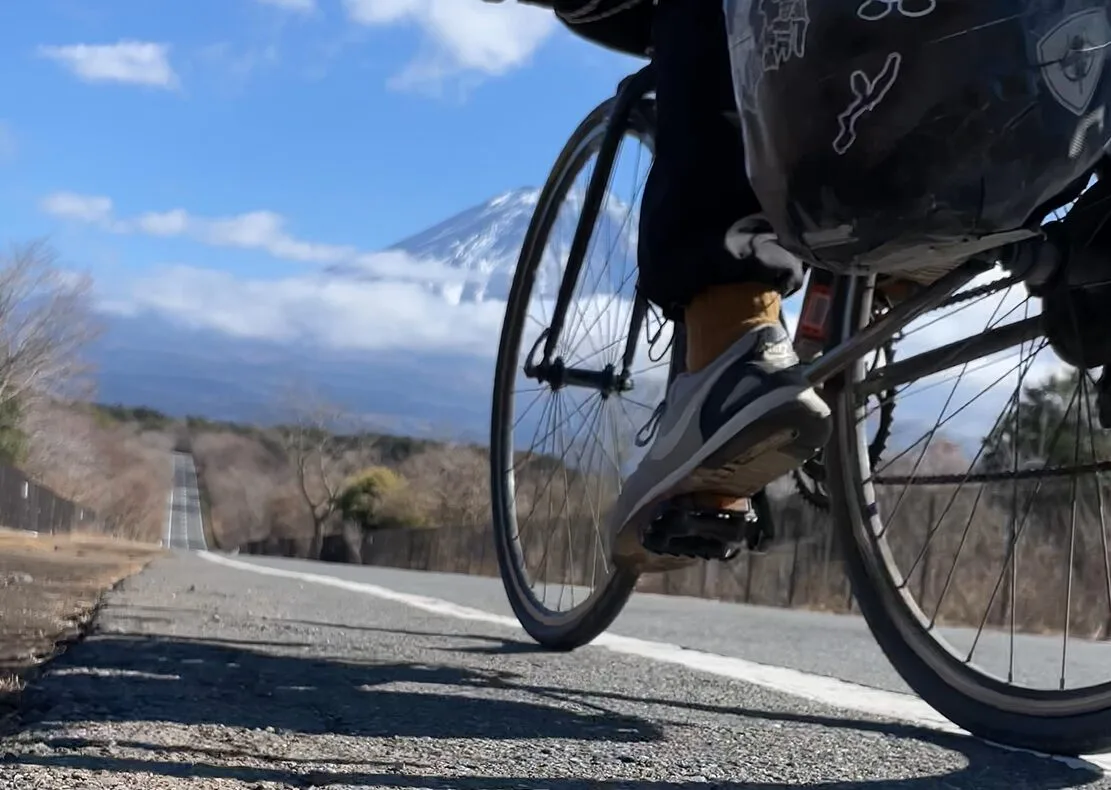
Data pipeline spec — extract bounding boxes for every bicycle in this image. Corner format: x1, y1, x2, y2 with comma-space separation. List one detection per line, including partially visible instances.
488, 55, 1111, 756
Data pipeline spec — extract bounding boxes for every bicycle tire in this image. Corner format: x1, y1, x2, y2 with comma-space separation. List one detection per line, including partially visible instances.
490, 94, 658, 651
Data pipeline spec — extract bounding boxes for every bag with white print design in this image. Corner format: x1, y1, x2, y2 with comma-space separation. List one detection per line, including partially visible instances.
724, 0, 1111, 278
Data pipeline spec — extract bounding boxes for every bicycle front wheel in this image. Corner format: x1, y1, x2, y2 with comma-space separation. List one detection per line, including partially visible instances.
490, 93, 669, 651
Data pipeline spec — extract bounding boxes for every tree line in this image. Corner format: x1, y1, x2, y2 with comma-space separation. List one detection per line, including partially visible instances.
212, 365, 1111, 642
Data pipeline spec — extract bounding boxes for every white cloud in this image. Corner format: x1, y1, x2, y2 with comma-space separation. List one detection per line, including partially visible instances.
37, 41, 178, 89
96, 254, 1065, 468
40, 192, 115, 224
200, 211, 354, 263
134, 209, 190, 237
343, 0, 555, 89
255, 0, 315, 11
48, 191, 1063, 459
41, 193, 355, 264
106, 263, 508, 354
98, 256, 658, 366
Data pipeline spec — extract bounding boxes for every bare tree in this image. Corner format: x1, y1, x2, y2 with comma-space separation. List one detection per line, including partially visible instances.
400, 444, 489, 528
20, 400, 99, 501
277, 388, 366, 557
0, 241, 100, 410
75, 419, 168, 542
190, 430, 288, 547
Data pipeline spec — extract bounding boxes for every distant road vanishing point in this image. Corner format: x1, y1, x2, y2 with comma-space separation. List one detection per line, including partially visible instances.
164, 451, 207, 551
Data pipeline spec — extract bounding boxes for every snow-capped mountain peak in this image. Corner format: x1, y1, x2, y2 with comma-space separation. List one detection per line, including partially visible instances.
326, 185, 639, 304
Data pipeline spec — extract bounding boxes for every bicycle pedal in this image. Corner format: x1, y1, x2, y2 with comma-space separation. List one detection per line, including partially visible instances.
641, 491, 779, 560
641, 496, 757, 561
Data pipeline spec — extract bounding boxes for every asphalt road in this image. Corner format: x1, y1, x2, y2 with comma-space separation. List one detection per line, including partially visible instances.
163, 453, 207, 552
2, 552, 1111, 790
230, 556, 1111, 699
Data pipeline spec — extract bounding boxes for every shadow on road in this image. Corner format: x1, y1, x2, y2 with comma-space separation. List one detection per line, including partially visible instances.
107, 604, 548, 649
2, 625, 1104, 789
16, 633, 657, 742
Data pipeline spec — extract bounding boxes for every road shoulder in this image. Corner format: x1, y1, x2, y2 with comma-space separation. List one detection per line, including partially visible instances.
0, 529, 162, 730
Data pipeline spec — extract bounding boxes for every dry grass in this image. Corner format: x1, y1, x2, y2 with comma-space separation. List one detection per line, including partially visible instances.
0, 528, 163, 726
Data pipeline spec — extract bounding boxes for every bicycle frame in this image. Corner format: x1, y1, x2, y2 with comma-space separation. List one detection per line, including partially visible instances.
526, 63, 1066, 402
526, 65, 658, 398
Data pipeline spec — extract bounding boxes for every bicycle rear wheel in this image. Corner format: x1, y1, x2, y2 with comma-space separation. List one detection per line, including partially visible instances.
828, 187, 1111, 753
490, 90, 670, 651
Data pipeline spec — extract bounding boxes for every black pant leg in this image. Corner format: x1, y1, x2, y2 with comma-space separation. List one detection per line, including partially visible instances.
637, 0, 803, 320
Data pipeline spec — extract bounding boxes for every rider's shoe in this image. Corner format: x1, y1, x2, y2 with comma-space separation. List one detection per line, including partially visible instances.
608, 321, 832, 571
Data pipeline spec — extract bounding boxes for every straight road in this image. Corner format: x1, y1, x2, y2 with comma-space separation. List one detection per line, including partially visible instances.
1, 551, 1109, 789
230, 557, 1111, 699
163, 452, 207, 552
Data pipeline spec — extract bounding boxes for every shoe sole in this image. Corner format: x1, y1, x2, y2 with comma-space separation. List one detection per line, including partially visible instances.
612, 386, 832, 574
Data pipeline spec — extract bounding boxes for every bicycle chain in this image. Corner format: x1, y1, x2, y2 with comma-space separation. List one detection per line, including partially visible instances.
936, 274, 1024, 310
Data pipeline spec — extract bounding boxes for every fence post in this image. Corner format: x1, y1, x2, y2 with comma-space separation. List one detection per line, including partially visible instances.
787, 518, 800, 606
820, 518, 835, 601
743, 553, 754, 603
17, 475, 26, 531
701, 561, 716, 600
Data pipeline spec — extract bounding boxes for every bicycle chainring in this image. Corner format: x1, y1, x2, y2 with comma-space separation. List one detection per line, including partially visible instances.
793, 387, 896, 511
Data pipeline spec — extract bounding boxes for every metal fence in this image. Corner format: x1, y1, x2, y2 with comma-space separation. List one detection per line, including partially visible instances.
0, 461, 96, 535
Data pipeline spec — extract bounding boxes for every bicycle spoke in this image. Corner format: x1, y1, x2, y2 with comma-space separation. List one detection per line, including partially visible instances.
810, 170, 1111, 749
1062, 373, 1082, 689
1007, 301, 1031, 682
1083, 369, 1111, 642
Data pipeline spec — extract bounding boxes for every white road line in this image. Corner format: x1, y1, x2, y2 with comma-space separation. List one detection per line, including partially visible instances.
164, 473, 175, 548
197, 551, 1109, 773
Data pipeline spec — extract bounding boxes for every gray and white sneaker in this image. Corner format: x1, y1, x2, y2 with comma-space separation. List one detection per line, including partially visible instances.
609, 322, 831, 571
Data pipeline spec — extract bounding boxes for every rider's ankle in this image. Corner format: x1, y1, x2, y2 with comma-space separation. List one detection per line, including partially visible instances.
684, 282, 780, 372
689, 491, 748, 514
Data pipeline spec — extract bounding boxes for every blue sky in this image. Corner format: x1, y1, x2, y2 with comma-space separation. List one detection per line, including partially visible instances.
0, 0, 1042, 449
0, 0, 640, 291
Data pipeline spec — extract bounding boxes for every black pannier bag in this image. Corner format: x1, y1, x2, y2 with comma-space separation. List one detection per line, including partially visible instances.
724, 0, 1111, 276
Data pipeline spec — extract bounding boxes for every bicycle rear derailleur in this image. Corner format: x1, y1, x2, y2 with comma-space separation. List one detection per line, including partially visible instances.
641, 490, 776, 562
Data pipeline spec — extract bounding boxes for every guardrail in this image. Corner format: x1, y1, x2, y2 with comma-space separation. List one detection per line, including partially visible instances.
0, 461, 96, 535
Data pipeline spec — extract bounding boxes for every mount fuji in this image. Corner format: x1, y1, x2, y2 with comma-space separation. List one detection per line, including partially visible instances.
91, 186, 645, 439
327, 185, 640, 304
